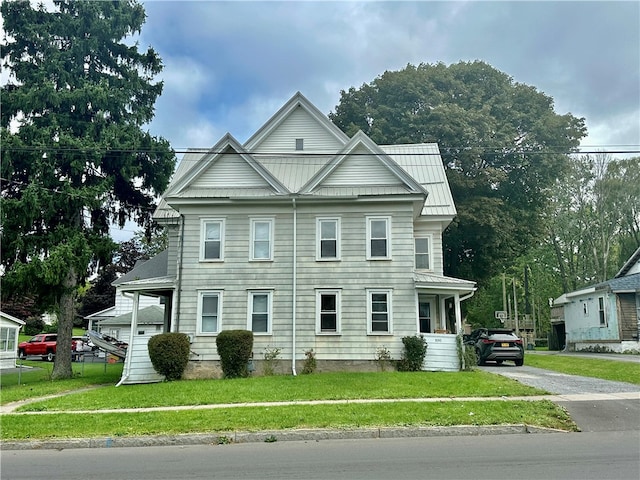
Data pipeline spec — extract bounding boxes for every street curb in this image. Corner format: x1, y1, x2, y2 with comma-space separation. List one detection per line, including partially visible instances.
0, 424, 569, 451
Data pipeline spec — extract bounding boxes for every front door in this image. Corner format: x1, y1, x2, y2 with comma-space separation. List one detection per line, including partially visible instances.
418, 296, 432, 334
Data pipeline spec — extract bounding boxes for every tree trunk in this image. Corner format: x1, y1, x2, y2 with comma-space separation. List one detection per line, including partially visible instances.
51, 267, 77, 380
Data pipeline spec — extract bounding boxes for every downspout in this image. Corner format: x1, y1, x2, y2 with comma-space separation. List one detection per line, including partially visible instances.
173, 214, 185, 332
291, 198, 298, 376
116, 291, 140, 387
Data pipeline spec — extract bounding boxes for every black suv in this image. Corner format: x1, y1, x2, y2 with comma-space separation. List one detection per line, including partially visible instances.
464, 328, 524, 366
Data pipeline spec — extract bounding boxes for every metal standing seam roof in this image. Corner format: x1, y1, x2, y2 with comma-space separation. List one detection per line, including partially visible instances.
381, 143, 456, 217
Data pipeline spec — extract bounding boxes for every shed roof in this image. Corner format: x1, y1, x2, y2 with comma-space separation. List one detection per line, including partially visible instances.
96, 305, 164, 327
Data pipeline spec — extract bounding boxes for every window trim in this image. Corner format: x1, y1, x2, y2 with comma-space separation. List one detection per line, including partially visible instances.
367, 288, 393, 335
197, 290, 223, 335
366, 216, 391, 260
250, 217, 274, 261
598, 296, 607, 326
247, 290, 273, 335
200, 218, 225, 262
316, 217, 341, 261
315, 289, 341, 335
414, 236, 432, 270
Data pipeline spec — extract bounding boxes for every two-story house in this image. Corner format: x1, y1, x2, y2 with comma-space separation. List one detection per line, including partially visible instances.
115, 92, 476, 384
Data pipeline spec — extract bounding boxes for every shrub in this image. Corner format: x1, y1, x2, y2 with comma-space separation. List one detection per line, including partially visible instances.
216, 330, 254, 378
148, 332, 191, 381
262, 345, 281, 376
396, 335, 427, 372
374, 345, 393, 371
23, 316, 45, 336
301, 348, 316, 374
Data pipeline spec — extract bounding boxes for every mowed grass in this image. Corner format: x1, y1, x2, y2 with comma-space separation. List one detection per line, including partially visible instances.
526, 354, 640, 385
13, 371, 547, 412
0, 361, 124, 404
1, 400, 576, 440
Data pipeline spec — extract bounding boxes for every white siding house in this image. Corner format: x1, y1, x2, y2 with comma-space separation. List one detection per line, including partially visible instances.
116, 92, 476, 383
0, 311, 25, 369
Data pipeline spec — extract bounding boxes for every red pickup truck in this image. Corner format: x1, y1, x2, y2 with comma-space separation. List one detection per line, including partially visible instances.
18, 334, 77, 362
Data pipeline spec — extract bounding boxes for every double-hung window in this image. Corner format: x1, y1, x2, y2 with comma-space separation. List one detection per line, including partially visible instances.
201, 219, 224, 261
198, 291, 222, 335
367, 289, 392, 334
598, 296, 607, 326
414, 237, 431, 270
316, 289, 341, 334
251, 218, 274, 261
367, 216, 391, 259
317, 217, 340, 260
248, 290, 272, 334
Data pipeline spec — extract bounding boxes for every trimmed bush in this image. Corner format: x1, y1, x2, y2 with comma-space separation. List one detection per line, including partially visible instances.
216, 330, 254, 378
396, 335, 427, 372
148, 332, 191, 381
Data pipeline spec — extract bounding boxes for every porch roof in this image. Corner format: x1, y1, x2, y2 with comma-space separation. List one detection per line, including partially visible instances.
413, 272, 476, 294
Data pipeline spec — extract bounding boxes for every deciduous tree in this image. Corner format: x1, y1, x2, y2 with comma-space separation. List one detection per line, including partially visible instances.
1, 1, 175, 379
330, 61, 586, 283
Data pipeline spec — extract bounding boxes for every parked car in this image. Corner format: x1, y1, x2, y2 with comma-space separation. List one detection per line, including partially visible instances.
18, 333, 78, 362
464, 328, 524, 366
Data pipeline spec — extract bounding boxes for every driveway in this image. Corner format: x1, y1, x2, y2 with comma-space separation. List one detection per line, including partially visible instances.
479, 358, 640, 432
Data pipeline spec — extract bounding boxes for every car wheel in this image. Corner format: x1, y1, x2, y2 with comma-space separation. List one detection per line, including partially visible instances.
495, 360, 503, 365
18, 349, 26, 360
515, 359, 524, 366
476, 350, 485, 366
46, 351, 55, 362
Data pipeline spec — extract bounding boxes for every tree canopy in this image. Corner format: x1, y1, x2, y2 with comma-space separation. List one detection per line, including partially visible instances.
330, 61, 587, 283
1, 0, 175, 379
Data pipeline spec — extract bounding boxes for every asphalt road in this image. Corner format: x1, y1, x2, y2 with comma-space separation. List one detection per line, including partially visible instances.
2, 431, 638, 480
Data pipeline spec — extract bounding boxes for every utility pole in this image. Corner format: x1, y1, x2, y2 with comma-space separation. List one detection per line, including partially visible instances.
502, 273, 507, 314
513, 278, 519, 336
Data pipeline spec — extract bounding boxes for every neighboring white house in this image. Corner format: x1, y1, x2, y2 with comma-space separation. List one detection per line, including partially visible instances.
95, 305, 165, 341
553, 247, 640, 353
115, 92, 476, 383
0, 311, 25, 369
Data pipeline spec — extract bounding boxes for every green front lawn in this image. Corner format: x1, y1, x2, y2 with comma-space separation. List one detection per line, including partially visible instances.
526, 353, 640, 385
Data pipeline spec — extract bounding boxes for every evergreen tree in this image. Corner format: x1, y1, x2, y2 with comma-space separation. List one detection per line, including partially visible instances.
1, 1, 175, 379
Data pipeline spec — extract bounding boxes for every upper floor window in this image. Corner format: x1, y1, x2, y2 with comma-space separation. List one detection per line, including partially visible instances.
317, 217, 340, 260
201, 219, 225, 261
366, 216, 391, 260
250, 218, 274, 261
414, 237, 431, 270
316, 289, 341, 334
367, 289, 393, 334
197, 290, 222, 335
248, 290, 272, 334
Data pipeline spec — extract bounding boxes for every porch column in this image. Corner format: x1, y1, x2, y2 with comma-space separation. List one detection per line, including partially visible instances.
454, 292, 462, 334
439, 297, 447, 330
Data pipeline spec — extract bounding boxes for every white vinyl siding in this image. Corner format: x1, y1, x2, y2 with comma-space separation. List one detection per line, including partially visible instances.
248, 290, 272, 335
200, 219, 224, 261
250, 218, 274, 261
317, 217, 340, 260
197, 291, 222, 335
366, 216, 391, 260
367, 289, 393, 334
414, 237, 431, 270
316, 289, 341, 334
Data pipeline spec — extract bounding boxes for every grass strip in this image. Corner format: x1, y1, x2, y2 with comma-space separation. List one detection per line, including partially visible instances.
14, 371, 547, 412
1, 400, 576, 440
526, 354, 640, 385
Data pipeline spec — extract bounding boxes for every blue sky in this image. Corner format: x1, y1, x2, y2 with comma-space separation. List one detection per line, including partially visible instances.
137, 1, 639, 155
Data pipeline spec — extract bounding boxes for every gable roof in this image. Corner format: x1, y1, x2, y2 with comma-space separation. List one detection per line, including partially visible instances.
113, 250, 169, 286
616, 246, 640, 277
300, 131, 426, 196
0, 311, 26, 326
243, 92, 350, 152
